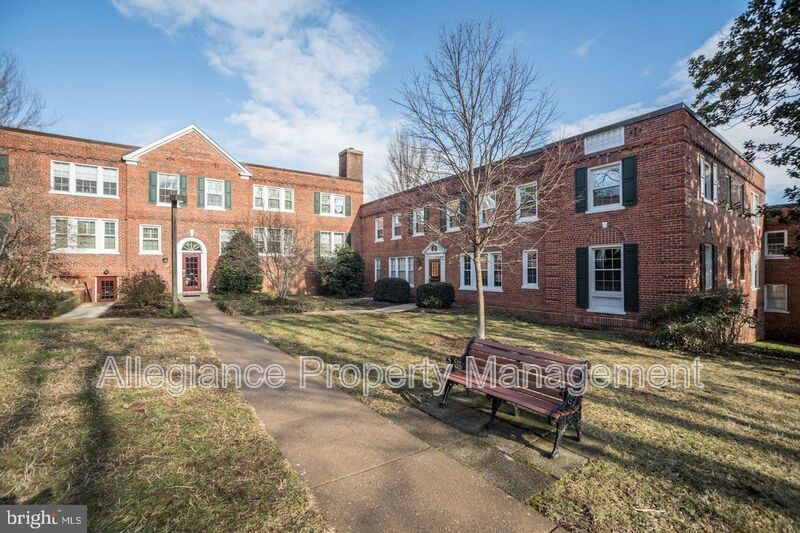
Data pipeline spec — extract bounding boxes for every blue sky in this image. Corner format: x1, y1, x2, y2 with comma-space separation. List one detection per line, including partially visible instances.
1, 1, 788, 201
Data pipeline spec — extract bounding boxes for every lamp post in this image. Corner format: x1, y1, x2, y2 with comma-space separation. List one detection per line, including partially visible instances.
169, 194, 186, 316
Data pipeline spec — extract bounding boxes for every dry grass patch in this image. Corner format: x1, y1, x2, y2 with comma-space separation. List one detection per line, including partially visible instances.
0, 322, 326, 531
248, 310, 800, 532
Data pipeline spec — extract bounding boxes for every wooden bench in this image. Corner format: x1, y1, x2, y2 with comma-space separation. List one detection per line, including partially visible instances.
439, 337, 590, 459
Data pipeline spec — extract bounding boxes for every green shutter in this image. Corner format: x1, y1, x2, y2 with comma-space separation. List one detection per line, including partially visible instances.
739, 184, 746, 215
0, 213, 10, 242
458, 199, 467, 225
622, 156, 637, 206
575, 167, 587, 213
439, 206, 447, 232
576, 247, 589, 308
711, 244, 717, 289
314, 192, 321, 214
179, 174, 187, 198
224, 180, 232, 209
423, 206, 430, 227
197, 177, 205, 208
0, 154, 9, 186
408, 211, 414, 235
623, 243, 639, 312
699, 244, 706, 291
148, 171, 158, 203
345, 195, 352, 216
314, 231, 321, 259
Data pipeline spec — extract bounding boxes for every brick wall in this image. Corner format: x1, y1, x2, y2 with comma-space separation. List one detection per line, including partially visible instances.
763, 209, 799, 342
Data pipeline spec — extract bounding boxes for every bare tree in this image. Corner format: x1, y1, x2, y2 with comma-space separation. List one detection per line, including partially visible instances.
0, 50, 54, 130
370, 128, 431, 198
249, 209, 316, 299
0, 159, 59, 287
393, 19, 573, 338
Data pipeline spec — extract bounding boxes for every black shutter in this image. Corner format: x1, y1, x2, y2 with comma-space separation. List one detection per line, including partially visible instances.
739, 184, 745, 215
575, 167, 587, 213
458, 199, 467, 226
622, 156, 637, 206
148, 171, 158, 203
197, 177, 205, 207
439, 206, 447, 232
699, 244, 706, 291
408, 211, 413, 235
0, 154, 9, 186
576, 247, 589, 308
711, 244, 717, 289
623, 243, 639, 312
346, 232, 352, 246
726, 176, 733, 209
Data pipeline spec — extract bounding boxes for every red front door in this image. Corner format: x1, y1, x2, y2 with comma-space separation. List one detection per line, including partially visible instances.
183, 254, 201, 292
97, 276, 117, 302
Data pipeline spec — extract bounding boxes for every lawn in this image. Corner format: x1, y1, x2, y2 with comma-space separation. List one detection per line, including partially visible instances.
102, 295, 192, 318
0, 322, 326, 531
247, 310, 800, 532
213, 293, 393, 316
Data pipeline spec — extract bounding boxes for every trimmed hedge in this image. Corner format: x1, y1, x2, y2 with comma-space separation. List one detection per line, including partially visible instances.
0, 287, 78, 319
374, 277, 411, 303
416, 282, 455, 309
317, 246, 365, 298
212, 231, 263, 294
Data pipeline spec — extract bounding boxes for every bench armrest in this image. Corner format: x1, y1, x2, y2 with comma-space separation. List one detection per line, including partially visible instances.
445, 354, 464, 371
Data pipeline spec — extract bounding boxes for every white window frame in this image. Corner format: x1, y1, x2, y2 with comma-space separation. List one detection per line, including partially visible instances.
479, 192, 496, 227
522, 249, 539, 289
699, 155, 717, 204
319, 192, 346, 217
389, 256, 414, 286
50, 216, 119, 254
374, 257, 381, 282
751, 250, 760, 289
765, 230, 788, 259
319, 231, 347, 258
765, 284, 788, 313
459, 252, 502, 292
446, 200, 461, 232
375, 217, 384, 242
219, 228, 237, 254
412, 208, 425, 236
516, 182, 539, 222
139, 224, 162, 255
49, 160, 119, 198
391, 213, 402, 240
751, 192, 760, 227
588, 244, 625, 315
253, 185, 294, 213
157, 172, 180, 207
587, 161, 624, 213
204, 178, 226, 211
254, 227, 295, 257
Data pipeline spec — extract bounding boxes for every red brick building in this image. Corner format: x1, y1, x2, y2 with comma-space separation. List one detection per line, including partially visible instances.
0, 124, 363, 301
763, 205, 799, 342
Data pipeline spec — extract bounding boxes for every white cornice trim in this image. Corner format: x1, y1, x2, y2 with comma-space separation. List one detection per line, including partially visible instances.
122, 124, 252, 178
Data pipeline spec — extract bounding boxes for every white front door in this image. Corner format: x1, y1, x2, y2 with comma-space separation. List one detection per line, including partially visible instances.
589, 245, 624, 314
425, 254, 445, 283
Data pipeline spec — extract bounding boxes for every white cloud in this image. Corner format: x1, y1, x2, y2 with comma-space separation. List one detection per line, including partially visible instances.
112, 0, 391, 193
573, 30, 605, 58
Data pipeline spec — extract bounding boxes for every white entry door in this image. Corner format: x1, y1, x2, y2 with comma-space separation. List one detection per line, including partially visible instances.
425, 255, 445, 283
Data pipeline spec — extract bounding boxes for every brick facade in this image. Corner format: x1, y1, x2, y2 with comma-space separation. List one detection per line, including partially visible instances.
763, 207, 800, 342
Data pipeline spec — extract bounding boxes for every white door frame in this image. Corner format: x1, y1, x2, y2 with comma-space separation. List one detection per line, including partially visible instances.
177, 237, 208, 293
424, 254, 446, 283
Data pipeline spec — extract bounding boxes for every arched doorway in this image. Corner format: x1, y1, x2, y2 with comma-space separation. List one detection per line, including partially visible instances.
177, 237, 208, 293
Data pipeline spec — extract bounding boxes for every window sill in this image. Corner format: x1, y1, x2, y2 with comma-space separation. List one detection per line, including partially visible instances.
204, 206, 226, 211
375, 238, 384, 243
586, 204, 624, 214
49, 190, 119, 200
253, 207, 295, 213
516, 216, 539, 224
521, 284, 539, 290
139, 251, 163, 256
51, 250, 120, 255
587, 308, 626, 316
319, 213, 346, 218
412, 232, 425, 237
391, 236, 402, 240
701, 198, 716, 206
446, 227, 460, 233
765, 255, 789, 260
459, 286, 503, 293
156, 202, 184, 208
765, 308, 789, 314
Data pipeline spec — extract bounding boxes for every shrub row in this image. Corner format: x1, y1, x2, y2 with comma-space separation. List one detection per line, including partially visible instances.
0, 287, 78, 319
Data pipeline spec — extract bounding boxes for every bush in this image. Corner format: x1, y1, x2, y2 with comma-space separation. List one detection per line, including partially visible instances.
640, 288, 757, 353
374, 277, 411, 303
212, 231, 263, 294
416, 282, 455, 309
317, 246, 364, 298
0, 286, 77, 319
119, 270, 167, 309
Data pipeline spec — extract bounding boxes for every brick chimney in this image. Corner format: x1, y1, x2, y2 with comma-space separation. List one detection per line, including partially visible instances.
338, 148, 363, 181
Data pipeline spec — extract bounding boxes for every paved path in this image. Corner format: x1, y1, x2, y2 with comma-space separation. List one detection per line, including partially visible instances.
56, 303, 112, 319
183, 296, 557, 532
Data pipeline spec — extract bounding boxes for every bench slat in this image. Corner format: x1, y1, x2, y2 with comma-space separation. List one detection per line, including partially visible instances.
473, 338, 587, 367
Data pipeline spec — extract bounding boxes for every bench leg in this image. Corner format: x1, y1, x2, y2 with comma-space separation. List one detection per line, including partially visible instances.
551, 419, 567, 459
486, 397, 502, 429
575, 414, 583, 442
439, 381, 455, 407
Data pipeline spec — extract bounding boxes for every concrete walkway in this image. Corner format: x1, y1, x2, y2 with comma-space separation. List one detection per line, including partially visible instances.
183, 297, 557, 532
56, 302, 112, 319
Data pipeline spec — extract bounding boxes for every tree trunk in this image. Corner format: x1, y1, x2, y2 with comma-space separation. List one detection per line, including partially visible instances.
474, 246, 486, 339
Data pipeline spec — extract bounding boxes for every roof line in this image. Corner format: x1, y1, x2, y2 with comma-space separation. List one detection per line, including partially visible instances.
243, 161, 348, 181
0, 125, 139, 149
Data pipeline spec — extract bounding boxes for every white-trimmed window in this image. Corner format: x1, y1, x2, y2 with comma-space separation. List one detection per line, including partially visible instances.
205, 178, 225, 209
220, 229, 237, 253
700, 155, 716, 203
446, 200, 461, 232
157, 173, 180, 204
751, 192, 760, 227
412, 208, 425, 236
320, 193, 346, 216
460, 253, 501, 292
751, 250, 760, 289
392, 213, 402, 239
588, 162, 622, 212
51, 216, 118, 254
254, 185, 294, 212
374, 257, 381, 282
319, 231, 346, 257
139, 225, 161, 254
765, 284, 788, 313
589, 245, 624, 314
375, 217, 384, 242
50, 161, 118, 198
516, 182, 538, 222
479, 193, 496, 227
254, 228, 294, 256
389, 256, 414, 286
522, 250, 539, 289
765, 230, 788, 259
